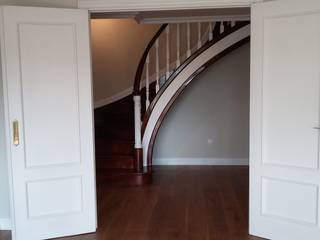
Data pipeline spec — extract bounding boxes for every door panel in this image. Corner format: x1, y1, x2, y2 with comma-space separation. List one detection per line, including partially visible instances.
262, 12, 320, 170
261, 177, 318, 225
250, 0, 320, 239
20, 23, 81, 168
0, 6, 96, 240
26, 177, 83, 218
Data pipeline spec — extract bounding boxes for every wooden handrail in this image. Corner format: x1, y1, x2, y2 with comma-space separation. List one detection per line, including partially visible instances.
133, 22, 248, 172
133, 24, 168, 96
141, 21, 250, 136
146, 36, 251, 167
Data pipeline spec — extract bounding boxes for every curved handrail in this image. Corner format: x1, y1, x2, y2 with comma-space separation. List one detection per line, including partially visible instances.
147, 36, 250, 167
141, 21, 250, 136
133, 24, 168, 96
141, 24, 251, 167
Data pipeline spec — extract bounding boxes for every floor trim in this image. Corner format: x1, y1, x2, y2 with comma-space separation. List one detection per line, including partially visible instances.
93, 28, 212, 109
94, 87, 133, 109
153, 157, 249, 165
0, 218, 11, 230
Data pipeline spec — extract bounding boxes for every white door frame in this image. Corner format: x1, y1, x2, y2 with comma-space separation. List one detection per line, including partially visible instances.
78, 0, 263, 12
83, 0, 257, 235
81, 0, 257, 235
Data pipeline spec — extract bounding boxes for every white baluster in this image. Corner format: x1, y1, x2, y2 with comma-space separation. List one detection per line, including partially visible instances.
220, 21, 225, 34
166, 25, 170, 80
145, 54, 150, 110
133, 95, 142, 149
176, 23, 180, 68
187, 23, 191, 58
197, 22, 201, 49
155, 39, 160, 93
209, 22, 213, 41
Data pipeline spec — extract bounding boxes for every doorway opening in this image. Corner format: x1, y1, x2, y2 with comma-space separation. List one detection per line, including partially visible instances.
88, 8, 260, 240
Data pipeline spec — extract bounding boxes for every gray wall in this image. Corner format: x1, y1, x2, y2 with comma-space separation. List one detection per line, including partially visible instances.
153, 43, 250, 165
0, 70, 10, 221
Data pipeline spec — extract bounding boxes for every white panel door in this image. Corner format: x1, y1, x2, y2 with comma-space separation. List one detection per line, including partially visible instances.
0, 6, 96, 240
250, 0, 320, 239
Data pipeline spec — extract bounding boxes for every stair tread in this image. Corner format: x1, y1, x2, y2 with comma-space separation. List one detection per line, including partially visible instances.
93, 80, 147, 185
95, 140, 134, 144
96, 155, 134, 159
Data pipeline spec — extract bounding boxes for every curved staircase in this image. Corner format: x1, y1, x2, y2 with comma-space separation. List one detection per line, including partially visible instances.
95, 95, 152, 185
95, 20, 250, 185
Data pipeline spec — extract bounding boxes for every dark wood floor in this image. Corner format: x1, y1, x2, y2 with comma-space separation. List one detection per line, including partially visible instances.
0, 166, 265, 240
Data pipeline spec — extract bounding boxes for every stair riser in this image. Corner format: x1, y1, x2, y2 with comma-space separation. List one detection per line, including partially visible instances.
95, 143, 134, 155
96, 158, 134, 169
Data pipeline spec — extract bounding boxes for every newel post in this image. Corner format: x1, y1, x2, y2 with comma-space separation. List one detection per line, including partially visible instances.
133, 95, 143, 172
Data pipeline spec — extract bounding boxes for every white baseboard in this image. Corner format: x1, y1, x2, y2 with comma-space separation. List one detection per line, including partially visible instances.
0, 218, 11, 230
153, 157, 249, 165
93, 31, 211, 109
94, 87, 133, 109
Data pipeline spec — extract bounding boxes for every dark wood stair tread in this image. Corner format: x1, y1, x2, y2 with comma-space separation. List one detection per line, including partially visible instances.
94, 92, 149, 184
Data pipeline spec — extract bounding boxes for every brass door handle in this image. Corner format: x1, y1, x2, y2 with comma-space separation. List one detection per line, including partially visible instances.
13, 120, 19, 146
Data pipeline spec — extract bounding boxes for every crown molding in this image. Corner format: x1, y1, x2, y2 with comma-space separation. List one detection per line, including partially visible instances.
78, 0, 262, 12
136, 14, 250, 24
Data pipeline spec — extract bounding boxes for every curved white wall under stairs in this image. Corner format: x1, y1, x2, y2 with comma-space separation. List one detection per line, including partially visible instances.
142, 24, 250, 166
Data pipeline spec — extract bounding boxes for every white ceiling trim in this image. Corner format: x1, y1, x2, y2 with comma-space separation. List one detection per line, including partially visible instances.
136, 14, 250, 24
78, 0, 262, 12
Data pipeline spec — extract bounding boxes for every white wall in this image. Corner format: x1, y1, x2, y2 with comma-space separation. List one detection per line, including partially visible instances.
0, 66, 10, 227
153, 43, 250, 165
91, 20, 207, 106
91, 19, 159, 103
0, 0, 78, 8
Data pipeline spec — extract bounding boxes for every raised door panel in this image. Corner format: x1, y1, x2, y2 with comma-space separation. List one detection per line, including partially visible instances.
19, 23, 82, 168
262, 13, 320, 169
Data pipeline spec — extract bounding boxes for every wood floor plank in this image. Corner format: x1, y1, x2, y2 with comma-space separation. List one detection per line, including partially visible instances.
0, 166, 265, 240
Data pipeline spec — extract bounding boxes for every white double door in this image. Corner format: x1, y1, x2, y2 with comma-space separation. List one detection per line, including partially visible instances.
2, 0, 320, 239
1, 6, 96, 240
